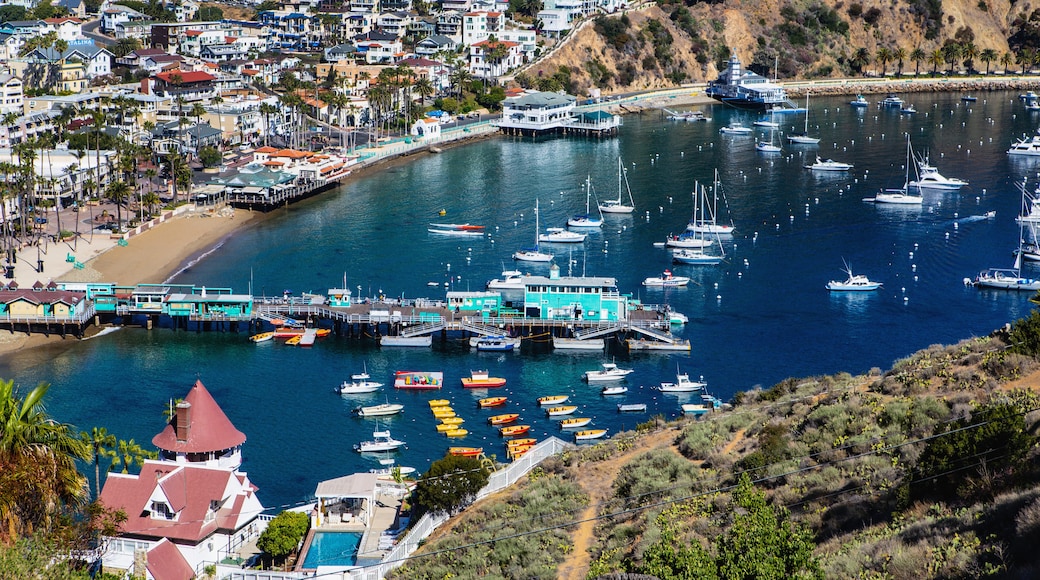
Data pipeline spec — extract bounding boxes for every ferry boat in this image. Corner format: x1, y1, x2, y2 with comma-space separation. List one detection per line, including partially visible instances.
394, 371, 443, 389
461, 370, 506, 388
706, 51, 789, 110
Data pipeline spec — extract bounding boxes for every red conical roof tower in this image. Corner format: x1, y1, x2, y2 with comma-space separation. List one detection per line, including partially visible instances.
152, 380, 246, 469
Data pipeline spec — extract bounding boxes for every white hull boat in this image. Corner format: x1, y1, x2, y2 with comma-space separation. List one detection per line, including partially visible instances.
850, 95, 869, 107
755, 141, 781, 152
908, 157, 967, 190
672, 248, 722, 265
553, 337, 605, 350
664, 234, 713, 249
567, 176, 603, 228
583, 361, 634, 382
514, 200, 555, 262
1008, 133, 1040, 156
599, 157, 636, 214
666, 109, 710, 122
787, 92, 820, 144
538, 228, 587, 244
864, 136, 922, 205
601, 386, 628, 396
338, 380, 383, 394
975, 179, 1040, 291
881, 94, 904, 107
472, 336, 521, 351
806, 157, 853, 171
643, 270, 690, 287
428, 228, 484, 237
826, 261, 881, 291
719, 124, 752, 135
354, 428, 406, 453
657, 370, 707, 393
354, 403, 404, 417
686, 171, 734, 237
487, 270, 526, 290
380, 335, 433, 347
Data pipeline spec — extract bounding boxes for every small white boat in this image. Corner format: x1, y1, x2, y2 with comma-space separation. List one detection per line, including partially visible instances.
338, 379, 383, 394
514, 199, 555, 262
351, 363, 372, 382
354, 428, 406, 453
473, 335, 520, 352
538, 227, 587, 244
545, 405, 578, 417
370, 457, 416, 478
354, 402, 404, 417
487, 270, 526, 290
657, 369, 707, 393
537, 395, 569, 406
574, 429, 608, 441
907, 157, 967, 190
666, 109, 710, 122
380, 335, 433, 347
850, 94, 869, 107
899, 104, 917, 114
601, 385, 628, 396
719, 123, 752, 135
806, 157, 853, 172
755, 140, 781, 153
583, 361, 634, 382
552, 337, 605, 350
599, 156, 636, 214
787, 92, 820, 144
428, 227, 484, 237
975, 181, 1040, 291
567, 176, 604, 228
1008, 132, 1040, 156
863, 136, 922, 205
558, 417, 592, 429
825, 261, 881, 292
664, 233, 713, 249
753, 119, 779, 128
880, 94, 904, 107
672, 248, 722, 265
643, 269, 690, 287
617, 403, 647, 413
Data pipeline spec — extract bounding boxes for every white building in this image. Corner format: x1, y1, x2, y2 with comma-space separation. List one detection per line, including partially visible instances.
461, 10, 503, 46
0, 74, 23, 116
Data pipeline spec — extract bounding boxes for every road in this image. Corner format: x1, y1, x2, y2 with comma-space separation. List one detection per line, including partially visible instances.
82, 19, 115, 46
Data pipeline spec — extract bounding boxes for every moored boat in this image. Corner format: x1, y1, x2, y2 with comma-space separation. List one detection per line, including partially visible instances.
657, 370, 707, 393
617, 403, 647, 412
574, 429, 608, 441
825, 261, 881, 292
506, 437, 537, 448
488, 413, 520, 425
486, 270, 526, 290
537, 395, 569, 406
249, 331, 275, 343
552, 337, 606, 350
337, 379, 383, 395
545, 405, 578, 417
558, 417, 592, 429
499, 424, 531, 437
443, 428, 468, 437
805, 157, 853, 172
429, 223, 485, 231
1008, 131, 1040, 156
850, 94, 869, 107
461, 370, 506, 388
353, 403, 404, 417
583, 361, 634, 382
428, 399, 451, 408
354, 428, 406, 453
273, 327, 331, 339
643, 270, 691, 287
394, 371, 443, 389
599, 156, 636, 214
448, 447, 483, 457
477, 396, 508, 408
428, 227, 484, 237
538, 227, 587, 244
601, 385, 628, 395
380, 335, 433, 347
626, 338, 692, 351
706, 51, 789, 110
432, 408, 456, 419
436, 421, 464, 432
473, 336, 521, 352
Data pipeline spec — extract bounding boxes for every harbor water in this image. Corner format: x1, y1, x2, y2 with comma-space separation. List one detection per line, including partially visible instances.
8, 90, 1040, 509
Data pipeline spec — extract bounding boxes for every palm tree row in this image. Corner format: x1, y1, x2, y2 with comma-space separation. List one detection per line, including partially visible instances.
860, 42, 1026, 77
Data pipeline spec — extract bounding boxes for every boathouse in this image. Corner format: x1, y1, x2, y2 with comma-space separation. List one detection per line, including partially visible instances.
0, 281, 86, 318
165, 287, 253, 319
522, 264, 628, 321
446, 291, 501, 315
496, 90, 621, 136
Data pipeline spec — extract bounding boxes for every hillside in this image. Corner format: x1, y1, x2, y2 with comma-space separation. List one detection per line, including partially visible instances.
527, 0, 1037, 97
390, 313, 1040, 578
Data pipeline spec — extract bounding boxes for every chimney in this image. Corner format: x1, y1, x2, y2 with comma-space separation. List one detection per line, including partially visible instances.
175, 401, 191, 442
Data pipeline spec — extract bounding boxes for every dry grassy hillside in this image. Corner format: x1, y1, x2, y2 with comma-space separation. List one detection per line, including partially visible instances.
531, 0, 1040, 97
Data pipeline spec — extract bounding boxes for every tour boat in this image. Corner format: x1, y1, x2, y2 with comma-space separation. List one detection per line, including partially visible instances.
499, 424, 531, 437
337, 378, 383, 395
249, 331, 275, 343
805, 157, 853, 172
850, 94, 869, 107
574, 429, 608, 441
657, 368, 707, 393
643, 270, 691, 287
486, 270, 526, 290
545, 405, 578, 417
825, 261, 881, 292
558, 417, 592, 429
601, 385, 628, 396
353, 402, 404, 417
354, 427, 406, 453
448, 447, 483, 457
394, 371, 443, 389
599, 156, 636, 214
428, 399, 451, 408
461, 370, 506, 388
477, 396, 507, 408
583, 361, 634, 382
538, 227, 587, 244
488, 413, 520, 425
537, 395, 568, 406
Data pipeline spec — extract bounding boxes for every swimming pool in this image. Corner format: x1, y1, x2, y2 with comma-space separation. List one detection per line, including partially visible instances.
301, 531, 362, 569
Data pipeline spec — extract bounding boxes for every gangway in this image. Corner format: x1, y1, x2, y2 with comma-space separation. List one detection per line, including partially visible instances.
572, 323, 625, 340
627, 324, 680, 343
398, 322, 444, 337
459, 320, 509, 337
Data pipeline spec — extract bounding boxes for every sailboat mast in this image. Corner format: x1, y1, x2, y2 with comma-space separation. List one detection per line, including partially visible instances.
804, 91, 810, 133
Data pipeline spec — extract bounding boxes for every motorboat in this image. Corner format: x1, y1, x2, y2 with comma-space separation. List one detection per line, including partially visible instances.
850, 94, 869, 107
705, 52, 789, 110
666, 109, 710, 122
538, 228, 587, 244
899, 104, 917, 114
863, 136, 923, 205
537, 395, 569, 406
559, 417, 592, 429
753, 118, 779, 128
369, 457, 416, 479
351, 363, 373, 382
601, 385, 628, 395
617, 403, 647, 412
664, 233, 713, 249
825, 261, 881, 291
567, 176, 603, 228
353, 402, 404, 417
338, 379, 383, 395
880, 94, 904, 107
805, 157, 853, 171
657, 369, 707, 392
583, 361, 634, 382
448, 447, 483, 457
514, 199, 555, 262
249, 331, 275, 343
473, 336, 520, 351
545, 405, 578, 417
962, 95, 977, 102
477, 396, 507, 408
1008, 132, 1040, 156
574, 429, 608, 441
599, 156, 636, 214
974, 180, 1040, 291
461, 370, 506, 388
393, 371, 443, 389
354, 428, 406, 453
499, 424, 531, 437
488, 413, 519, 425
643, 269, 691, 287
907, 156, 967, 190
719, 123, 753, 135
787, 92, 820, 144
487, 270, 526, 290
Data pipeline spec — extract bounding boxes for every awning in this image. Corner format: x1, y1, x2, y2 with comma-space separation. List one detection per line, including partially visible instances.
314, 473, 378, 499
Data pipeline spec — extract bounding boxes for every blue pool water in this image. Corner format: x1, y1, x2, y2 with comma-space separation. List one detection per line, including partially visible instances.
301, 531, 362, 569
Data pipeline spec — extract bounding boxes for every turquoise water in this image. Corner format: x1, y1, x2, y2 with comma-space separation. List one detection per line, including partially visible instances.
301, 531, 362, 569
5, 91, 1040, 509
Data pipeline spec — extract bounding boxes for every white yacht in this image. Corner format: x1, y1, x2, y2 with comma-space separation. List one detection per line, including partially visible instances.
907, 157, 967, 190
974, 180, 1040, 291
805, 157, 853, 171
880, 94, 904, 107
657, 370, 707, 393
487, 270, 526, 290
686, 171, 735, 234
538, 228, 587, 244
599, 157, 636, 214
1008, 132, 1040, 156
643, 270, 691, 287
850, 94, 869, 107
825, 262, 881, 292
514, 200, 555, 262
755, 139, 781, 153
583, 361, 634, 383
338, 378, 383, 394
354, 428, 406, 453
863, 137, 923, 205
719, 123, 753, 135
786, 92, 820, 144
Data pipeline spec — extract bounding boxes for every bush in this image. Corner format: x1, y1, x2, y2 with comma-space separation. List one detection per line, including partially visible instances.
198, 146, 221, 168
256, 511, 309, 562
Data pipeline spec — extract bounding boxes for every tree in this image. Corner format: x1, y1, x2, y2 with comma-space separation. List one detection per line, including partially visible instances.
198, 145, 221, 168
258, 102, 278, 147
0, 380, 91, 542
639, 522, 718, 579
112, 37, 141, 58
109, 438, 155, 474
910, 47, 926, 76
104, 180, 131, 232
943, 42, 962, 74
256, 510, 309, 567
81, 427, 116, 499
414, 454, 489, 516
0, 5, 27, 23
929, 48, 944, 76
849, 48, 871, 75
1001, 51, 1015, 75
875, 47, 892, 77
980, 48, 998, 75
893, 47, 907, 76
197, 5, 222, 20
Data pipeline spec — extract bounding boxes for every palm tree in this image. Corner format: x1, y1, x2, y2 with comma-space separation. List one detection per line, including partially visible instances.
191, 102, 207, 153
104, 180, 132, 230
258, 102, 278, 147
414, 77, 435, 108
875, 47, 893, 77
110, 438, 155, 474
979, 48, 997, 75
961, 42, 979, 74
81, 427, 116, 499
1018, 48, 1035, 74
850, 48, 871, 75
1001, 51, 1015, 75
943, 43, 962, 75
0, 380, 90, 541
928, 49, 944, 76
893, 47, 907, 76
910, 48, 926, 76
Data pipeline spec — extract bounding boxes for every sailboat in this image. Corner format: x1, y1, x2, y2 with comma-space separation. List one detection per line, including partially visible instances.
787, 91, 820, 144
513, 200, 555, 262
686, 170, 734, 234
567, 175, 603, 228
673, 182, 725, 265
863, 136, 923, 205
974, 179, 1040, 290
599, 157, 635, 214
755, 118, 781, 153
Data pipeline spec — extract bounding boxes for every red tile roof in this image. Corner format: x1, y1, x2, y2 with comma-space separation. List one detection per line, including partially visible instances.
152, 380, 246, 454
146, 539, 194, 580
155, 70, 216, 84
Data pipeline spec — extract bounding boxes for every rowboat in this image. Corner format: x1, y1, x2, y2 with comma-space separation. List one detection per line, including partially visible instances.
537, 395, 569, 406
443, 428, 468, 437
499, 424, 531, 437
488, 413, 520, 425
558, 417, 592, 429
545, 405, 578, 417
508, 445, 534, 459
428, 227, 485, 237
574, 429, 608, 441
601, 385, 628, 396
477, 396, 507, 408
429, 223, 486, 231
428, 399, 451, 408
448, 447, 483, 457
506, 438, 537, 448
436, 422, 462, 432
617, 403, 647, 413
461, 370, 506, 388
249, 331, 275, 343
394, 371, 443, 389
432, 408, 456, 419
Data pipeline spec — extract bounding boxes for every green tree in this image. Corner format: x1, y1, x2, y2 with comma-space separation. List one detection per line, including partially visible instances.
929, 48, 944, 76
198, 145, 221, 168
414, 454, 489, 515
1001, 51, 1015, 74
109, 438, 154, 474
638, 522, 718, 579
850, 47, 871, 75
0, 380, 91, 542
0, 5, 27, 23
980, 48, 998, 75
256, 510, 309, 566
910, 47, 926, 76
197, 5, 223, 20
893, 47, 907, 76
81, 427, 116, 499
875, 47, 893, 76
112, 37, 141, 58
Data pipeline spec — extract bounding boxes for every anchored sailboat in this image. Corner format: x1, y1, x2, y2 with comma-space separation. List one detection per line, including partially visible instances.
599, 157, 635, 214
567, 175, 603, 228
787, 91, 820, 144
513, 200, 554, 262
974, 179, 1040, 290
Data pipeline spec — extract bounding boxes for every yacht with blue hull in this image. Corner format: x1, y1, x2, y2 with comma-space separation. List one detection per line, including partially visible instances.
706, 51, 790, 110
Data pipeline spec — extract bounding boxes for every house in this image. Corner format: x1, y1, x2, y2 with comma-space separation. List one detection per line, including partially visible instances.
101, 4, 148, 33
152, 379, 247, 469
0, 283, 86, 319
151, 120, 223, 154
410, 117, 441, 138
57, 0, 87, 19
22, 43, 113, 80
441, 0, 473, 13
461, 11, 504, 46
468, 38, 520, 79
0, 74, 23, 116
435, 11, 463, 38
323, 43, 356, 62
44, 17, 85, 42
399, 56, 451, 92
200, 43, 247, 62
0, 33, 21, 61
114, 21, 155, 42
522, 265, 630, 321
143, 70, 217, 101
141, 53, 186, 74
415, 34, 457, 57
376, 11, 411, 37
352, 30, 402, 64
115, 47, 168, 69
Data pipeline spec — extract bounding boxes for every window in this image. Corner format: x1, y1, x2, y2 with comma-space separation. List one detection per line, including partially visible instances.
151, 501, 175, 520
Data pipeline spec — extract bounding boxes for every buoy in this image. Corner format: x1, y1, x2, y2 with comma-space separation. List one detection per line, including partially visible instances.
439, 209, 446, 216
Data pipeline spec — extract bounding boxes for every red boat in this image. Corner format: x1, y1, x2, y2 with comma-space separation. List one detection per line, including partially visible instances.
273, 327, 331, 339
478, 396, 507, 408
488, 413, 519, 425
448, 446, 483, 457
461, 370, 506, 388
430, 223, 485, 231
499, 424, 531, 437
